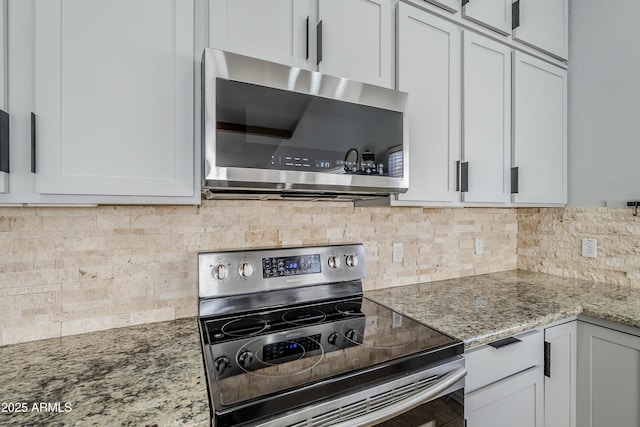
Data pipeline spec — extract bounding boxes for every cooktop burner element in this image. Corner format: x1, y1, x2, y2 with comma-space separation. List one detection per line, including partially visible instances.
198, 244, 464, 427
221, 318, 269, 337
282, 308, 327, 326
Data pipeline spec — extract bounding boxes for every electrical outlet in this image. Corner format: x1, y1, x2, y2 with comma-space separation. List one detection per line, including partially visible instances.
392, 242, 403, 263
392, 311, 403, 328
474, 238, 484, 256
582, 238, 597, 258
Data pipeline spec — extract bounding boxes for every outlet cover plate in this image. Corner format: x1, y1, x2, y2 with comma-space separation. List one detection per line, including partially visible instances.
392, 242, 403, 263
582, 238, 597, 258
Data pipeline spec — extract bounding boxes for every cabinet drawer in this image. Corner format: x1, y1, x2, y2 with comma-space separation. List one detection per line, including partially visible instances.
465, 330, 543, 393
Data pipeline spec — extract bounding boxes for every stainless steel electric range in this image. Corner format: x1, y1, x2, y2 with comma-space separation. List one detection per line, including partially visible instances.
198, 244, 466, 427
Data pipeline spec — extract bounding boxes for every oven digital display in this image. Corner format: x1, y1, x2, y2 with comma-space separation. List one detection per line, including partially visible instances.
262, 334, 322, 362
262, 254, 321, 278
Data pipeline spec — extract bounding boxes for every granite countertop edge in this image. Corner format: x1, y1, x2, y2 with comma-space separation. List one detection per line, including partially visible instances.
364, 269, 640, 349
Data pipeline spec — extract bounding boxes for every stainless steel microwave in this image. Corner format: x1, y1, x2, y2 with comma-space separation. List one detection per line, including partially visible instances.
202, 48, 408, 200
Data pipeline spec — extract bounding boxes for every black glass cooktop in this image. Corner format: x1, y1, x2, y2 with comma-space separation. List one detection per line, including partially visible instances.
200, 296, 462, 422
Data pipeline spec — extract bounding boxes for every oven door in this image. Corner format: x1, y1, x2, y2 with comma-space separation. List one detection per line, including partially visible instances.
253, 356, 466, 427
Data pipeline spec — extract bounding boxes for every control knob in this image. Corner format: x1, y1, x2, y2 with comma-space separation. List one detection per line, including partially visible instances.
345, 254, 358, 268
345, 329, 357, 342
328, 256, 341, 269
327, 332, 339, 346
214, 356, 230, 374
238, 262, 254, 278
238, 350, 254, 367
212, 264, 228, 280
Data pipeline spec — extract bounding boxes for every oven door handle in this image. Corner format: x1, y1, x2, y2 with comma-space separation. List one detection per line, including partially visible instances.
329, 365, 467, 427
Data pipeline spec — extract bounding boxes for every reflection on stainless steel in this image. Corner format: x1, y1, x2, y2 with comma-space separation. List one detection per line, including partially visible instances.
344, 147, 359, 173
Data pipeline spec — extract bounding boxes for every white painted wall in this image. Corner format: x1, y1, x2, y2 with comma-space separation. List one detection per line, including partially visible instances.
568, 0, 640, 206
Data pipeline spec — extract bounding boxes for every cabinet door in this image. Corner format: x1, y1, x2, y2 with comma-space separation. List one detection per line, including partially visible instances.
423, 0, 460, 14
0, 0, 7, 193
394, 3, 461, 204
577, 322, 640, 427
512, 52, 567, 204
34, 0, 196, 198
512, 0, 568, 60
210, 0, 314, 70
466, 366, 544, 427
461, 32, 511, 203
462, 0, 511, 35
544, 321, 577, 427
317, 0, 392, 88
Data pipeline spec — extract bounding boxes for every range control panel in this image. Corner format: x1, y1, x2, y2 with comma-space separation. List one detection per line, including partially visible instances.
262, 254, 322, 278
198, 244, 366, 299
262, 334, 322, 362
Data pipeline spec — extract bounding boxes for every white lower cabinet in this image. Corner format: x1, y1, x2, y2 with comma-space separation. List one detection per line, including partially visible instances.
466, 366, 544, 427
465, 319, 640, 426
577, 321, 640, 427
544, 321, 577, 427
464, 330, 543, 427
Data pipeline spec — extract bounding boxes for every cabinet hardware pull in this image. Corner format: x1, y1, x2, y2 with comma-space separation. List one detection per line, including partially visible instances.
462, 0, 469, 6
31, 112, 36, 173
460, 161, 469, 193
316, 20, 323, 65
512, 0, 521, 29
544, 341, 551, 377
511, 166, 519, 194
306, 16, 310, 60
488, 336, 521, 349
456, 160, 460, 191
0, 109, 9, 173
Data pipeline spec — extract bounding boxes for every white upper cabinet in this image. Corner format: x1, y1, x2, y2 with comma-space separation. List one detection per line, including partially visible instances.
461, 32, 511, 203
423, 0, 460, 14
0, 0, 7, 194
512, 52, 567, 204
32, 0, 198, 201
394, 3, 461, 205
210, 0, 315, 71
317, 0, 392, 88
512, 0, 569, 60
462, 0, 512, 35
209, 0, 393, 88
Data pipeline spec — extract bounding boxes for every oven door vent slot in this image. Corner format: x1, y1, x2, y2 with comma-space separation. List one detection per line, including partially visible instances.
288, 375, 440, 427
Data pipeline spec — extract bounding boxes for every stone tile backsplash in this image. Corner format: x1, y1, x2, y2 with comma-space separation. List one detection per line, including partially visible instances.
518, 208, 640, 287
0, 200, 517, 346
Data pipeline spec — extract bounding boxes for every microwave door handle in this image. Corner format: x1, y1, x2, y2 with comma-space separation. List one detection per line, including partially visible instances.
329, 366, 467, 427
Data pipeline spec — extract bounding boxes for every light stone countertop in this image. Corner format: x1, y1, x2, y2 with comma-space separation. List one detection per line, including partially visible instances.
0, 317, 209, 427
365, 269, 640, 348
2, 270, 640, 426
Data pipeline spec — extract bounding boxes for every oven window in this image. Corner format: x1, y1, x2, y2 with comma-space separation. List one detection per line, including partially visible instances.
215, 78, 403, 177
375, 392, 464, 427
